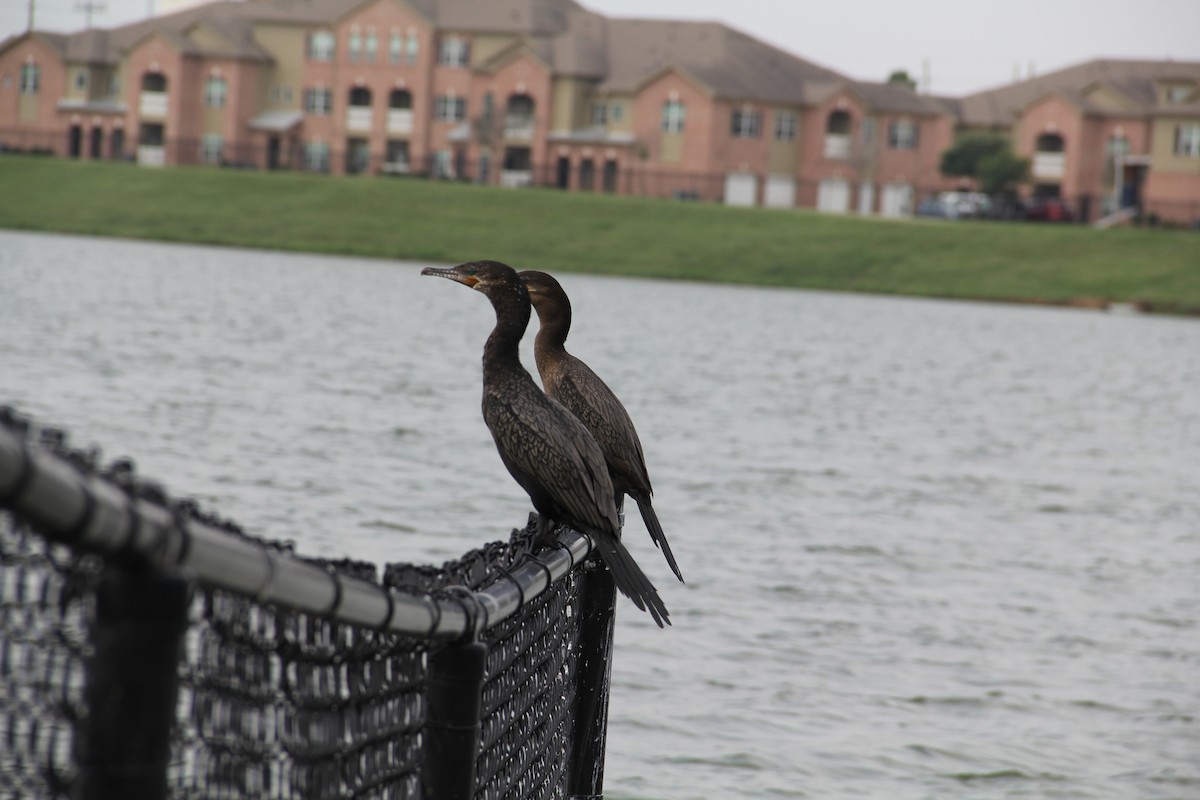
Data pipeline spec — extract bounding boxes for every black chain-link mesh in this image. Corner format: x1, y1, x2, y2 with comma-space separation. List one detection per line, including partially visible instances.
0, 518, 99, 799
0, 410, 603, 800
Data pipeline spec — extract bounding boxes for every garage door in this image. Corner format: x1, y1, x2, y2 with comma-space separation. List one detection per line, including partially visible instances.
764, 175, 796, 208
857, 182, 875, 214
881, 183, 914, 217
817, 178, 851, 213
724, 172, 758, 207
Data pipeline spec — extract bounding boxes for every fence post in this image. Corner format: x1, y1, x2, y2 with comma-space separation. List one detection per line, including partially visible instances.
76, 565, 190, 800
568, 554, 617, 799
422, 641, 489, 800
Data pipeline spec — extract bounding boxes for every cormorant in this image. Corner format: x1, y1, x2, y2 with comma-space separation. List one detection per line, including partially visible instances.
421, 260, 670, 627
519, 270, 684, 584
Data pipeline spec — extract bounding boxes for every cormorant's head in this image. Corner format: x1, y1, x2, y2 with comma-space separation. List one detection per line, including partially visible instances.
517, 270, 571, 319
421, 260, 521, 296
516, 270, 563, 302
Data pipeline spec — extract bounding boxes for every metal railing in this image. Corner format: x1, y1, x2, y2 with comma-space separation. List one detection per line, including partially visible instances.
0, 406, 616, 800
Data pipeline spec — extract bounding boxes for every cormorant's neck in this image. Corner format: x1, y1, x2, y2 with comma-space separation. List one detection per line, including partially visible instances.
482, 285, 531, 374
532, 298, 571, 361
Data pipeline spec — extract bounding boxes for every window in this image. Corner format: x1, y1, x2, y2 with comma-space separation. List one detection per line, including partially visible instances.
365, 31, 377, 62
203, 76, 227, 108
200, 134, 223, 164
308, 31, 334, 61
304, 87, 332, 115
774, 111, 796, 141
406, 31, 419, 65
439, 36, 469, 67
862, 116, 877, 146
390, 31, 403, 64
348, 30, 362, 61
591, 102, 607, 126
74, 70, 88, 91
1166, 84, 1194, 104
731, 108, 761, 139
19, 63, 39, 95
611, 102, 623, 122
1104, 134, 1130, 184
888, 119, 918, 150
435, 94, 466, 122
305, 141, 330, 172
1175, 124, 1200, 158
661, 99, 685, 133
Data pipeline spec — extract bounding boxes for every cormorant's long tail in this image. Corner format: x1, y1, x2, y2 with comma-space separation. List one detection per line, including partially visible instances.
594, 533, 670, 628
634, 495, 684, 583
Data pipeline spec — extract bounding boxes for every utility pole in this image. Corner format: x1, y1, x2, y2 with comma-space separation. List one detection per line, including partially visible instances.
76, 0, 106, 29
26, 0, 34, 31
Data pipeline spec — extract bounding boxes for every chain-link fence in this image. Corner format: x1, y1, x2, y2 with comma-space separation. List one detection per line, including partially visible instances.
0, 406, 615, 800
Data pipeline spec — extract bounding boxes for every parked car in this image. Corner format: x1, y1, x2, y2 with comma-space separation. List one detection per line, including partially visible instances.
916, 196, 951, 219
916, 192, 993, 221
938, 191, 992, 219
1024, 197, 1075, 222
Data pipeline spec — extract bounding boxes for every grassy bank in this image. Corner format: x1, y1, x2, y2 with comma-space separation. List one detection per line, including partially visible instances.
2, 155, 1197, 311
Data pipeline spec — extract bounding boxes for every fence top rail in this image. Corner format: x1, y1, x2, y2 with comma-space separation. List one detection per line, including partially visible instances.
0, 406, 592, 640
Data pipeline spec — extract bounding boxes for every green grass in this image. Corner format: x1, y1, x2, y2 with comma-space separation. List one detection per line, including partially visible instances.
2, 155, 1197, 311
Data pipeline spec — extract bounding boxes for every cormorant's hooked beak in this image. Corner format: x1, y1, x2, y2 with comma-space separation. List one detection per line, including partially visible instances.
421, 266, 479, 287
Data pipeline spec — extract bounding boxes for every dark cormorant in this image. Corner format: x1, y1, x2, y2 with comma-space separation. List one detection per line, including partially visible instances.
421, 260, 670, 627
518, 270, 684, 584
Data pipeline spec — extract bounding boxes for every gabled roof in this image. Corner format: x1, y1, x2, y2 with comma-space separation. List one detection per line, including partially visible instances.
0, 30, 69, 59
434, 0, 583, 34
544, 7, 606, 78
597, 18, 843, 105
958, 58, 1200, 127
848, 80, 948, 116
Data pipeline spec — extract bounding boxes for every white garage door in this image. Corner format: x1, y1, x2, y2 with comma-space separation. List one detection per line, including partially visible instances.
724, 172, 758, 207
817, 178, 851, 213
857, 182, 875, 215
881, 183, 914, 217
764, 175, 796, 208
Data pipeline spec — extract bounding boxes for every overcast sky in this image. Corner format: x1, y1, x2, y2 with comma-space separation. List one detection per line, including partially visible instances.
4, 0, 1198, 96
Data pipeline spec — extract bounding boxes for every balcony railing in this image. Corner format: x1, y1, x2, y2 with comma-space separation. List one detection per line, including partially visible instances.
381, 160, 411, 175
823, 133, 851, 160
139, 91, 168, 118
500, 169, 532, 188
1033, 152, 1066, 179
137, 145, 165, 167
346, 107, 373, 132
504, 116, 534, 140
387, 109, 413, 134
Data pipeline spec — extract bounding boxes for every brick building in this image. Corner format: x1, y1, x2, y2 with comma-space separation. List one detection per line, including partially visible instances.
1, 0, 1197, 222
953, 59, 1200, 223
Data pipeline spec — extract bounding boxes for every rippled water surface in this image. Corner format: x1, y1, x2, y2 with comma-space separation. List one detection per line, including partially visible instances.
2, 230, 1197, 799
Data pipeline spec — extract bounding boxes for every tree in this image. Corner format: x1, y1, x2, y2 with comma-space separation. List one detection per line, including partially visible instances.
940, 133, 1029, 194
977, 150, 1030, 196
887, 69, 917, 91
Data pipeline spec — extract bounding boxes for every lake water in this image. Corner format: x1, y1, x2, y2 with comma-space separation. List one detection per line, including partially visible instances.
1, 229, 1197, 799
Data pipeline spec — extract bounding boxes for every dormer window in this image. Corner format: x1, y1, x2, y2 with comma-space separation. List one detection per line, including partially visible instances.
1165, 83, 1195, 104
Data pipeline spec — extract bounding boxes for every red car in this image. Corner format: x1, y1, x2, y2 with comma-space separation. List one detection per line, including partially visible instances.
1024, 197, 1075, 222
